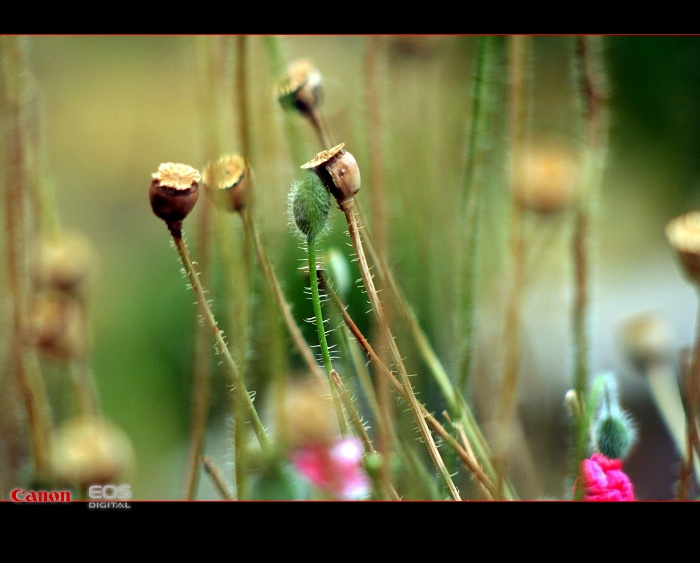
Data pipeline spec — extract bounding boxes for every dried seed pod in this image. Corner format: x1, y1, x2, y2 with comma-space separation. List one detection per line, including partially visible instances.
50, 416, 135, 488
32, 231, 97, 298
275, 377, 339, 448
202, 154, 250, 213
149, 162, 201, 233
277, 58, 323, 117
618, 312, 673, 373
28, 291, 87, 362
666, 210, 700, 287
513, 141, 580, 214
301, 143, 361, 205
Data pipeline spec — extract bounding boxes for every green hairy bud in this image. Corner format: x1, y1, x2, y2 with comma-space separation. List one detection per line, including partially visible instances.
290, 172, 331, 238
591, 372, 637, 460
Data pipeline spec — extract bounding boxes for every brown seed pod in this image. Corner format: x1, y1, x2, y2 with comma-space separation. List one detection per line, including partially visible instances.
202, 154, 250, 213
277, 58, 323, 117
301, 143, 361, 205
149, 162, 201, 232
665, 210, 700, 287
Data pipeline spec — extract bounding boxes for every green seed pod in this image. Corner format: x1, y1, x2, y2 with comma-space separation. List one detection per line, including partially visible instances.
289, 171, 331, 239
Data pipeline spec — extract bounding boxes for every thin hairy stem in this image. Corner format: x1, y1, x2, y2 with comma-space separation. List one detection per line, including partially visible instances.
170, 228, 270, 453
339, 198, 461, 500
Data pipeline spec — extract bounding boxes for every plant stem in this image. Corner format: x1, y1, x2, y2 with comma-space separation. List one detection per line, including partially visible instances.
240, 210, 326, 386
306, 234, 347, 435
322, 274, 496, 498
570, 35, 609, 492
1, 36, 53, 482
202, 456, 234, 500
170, 227, 270, 453
339, 198, 461, 500
494, 34, 528, 488
457, 35, 496, 394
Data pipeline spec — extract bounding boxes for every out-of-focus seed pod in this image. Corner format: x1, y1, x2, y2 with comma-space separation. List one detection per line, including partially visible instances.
277, 58, 323, 117
301, 143, 361, 206
618, 312, 673, 374
28, 291, 87, 362
275, 377, 339, 449
202, 154, 251, 213
149, 162, 201, 234
50, 416, 135, 488
666, 210, 700, 287
513, 141, 579, 214
31, 231, 97, 298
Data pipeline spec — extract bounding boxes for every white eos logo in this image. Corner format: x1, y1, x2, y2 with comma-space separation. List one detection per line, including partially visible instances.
88, 484, 131, 500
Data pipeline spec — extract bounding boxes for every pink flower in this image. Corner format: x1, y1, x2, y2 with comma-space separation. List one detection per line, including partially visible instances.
580, 453, 635, 501
290, 436, 370, 500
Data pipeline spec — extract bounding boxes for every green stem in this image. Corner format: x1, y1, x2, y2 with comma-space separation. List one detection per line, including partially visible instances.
457, 35, 496, 394
306, 234, 347, 435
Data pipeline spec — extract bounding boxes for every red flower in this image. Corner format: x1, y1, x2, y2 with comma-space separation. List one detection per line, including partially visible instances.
580, 453, 635, 501
290, 436, 370, 500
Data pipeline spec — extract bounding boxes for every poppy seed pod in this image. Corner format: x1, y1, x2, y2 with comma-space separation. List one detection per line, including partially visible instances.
150, 162, 201, 231
513, 141, 580, 214
202, 154, 250, 213
50, 416, 135, 488
277, 58, 323, 117
32, 231, 96, 298
666, 210, 700, 287
301, 143, 361, 206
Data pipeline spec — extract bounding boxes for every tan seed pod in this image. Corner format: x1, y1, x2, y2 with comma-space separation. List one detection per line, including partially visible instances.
275, 377, 339, 449
202, 154, 250, 213
31, 231, 97, 297
28, 291, 87, 362
277, 58, 323, 117
50, 416, 135, 488
513, 141, 580, 214
618, 312, 673, 372
149, 162, 201, 230
301, 143, 361, 205
666, 210, 700, 287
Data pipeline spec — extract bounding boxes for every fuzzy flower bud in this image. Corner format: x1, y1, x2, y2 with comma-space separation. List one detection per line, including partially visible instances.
289, 171, 331, 239
202, 153, 250, 213
301, 143, 361, 205
277, 58, 323, 117
591, 372, 637, 460
150, 162, 201, 234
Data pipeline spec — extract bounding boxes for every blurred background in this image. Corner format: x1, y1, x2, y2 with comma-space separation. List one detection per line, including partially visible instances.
3, 35, 700, 500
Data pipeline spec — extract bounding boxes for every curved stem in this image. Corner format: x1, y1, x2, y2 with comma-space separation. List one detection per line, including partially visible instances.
340, 198, 461, 501
170, 228, 269, 453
